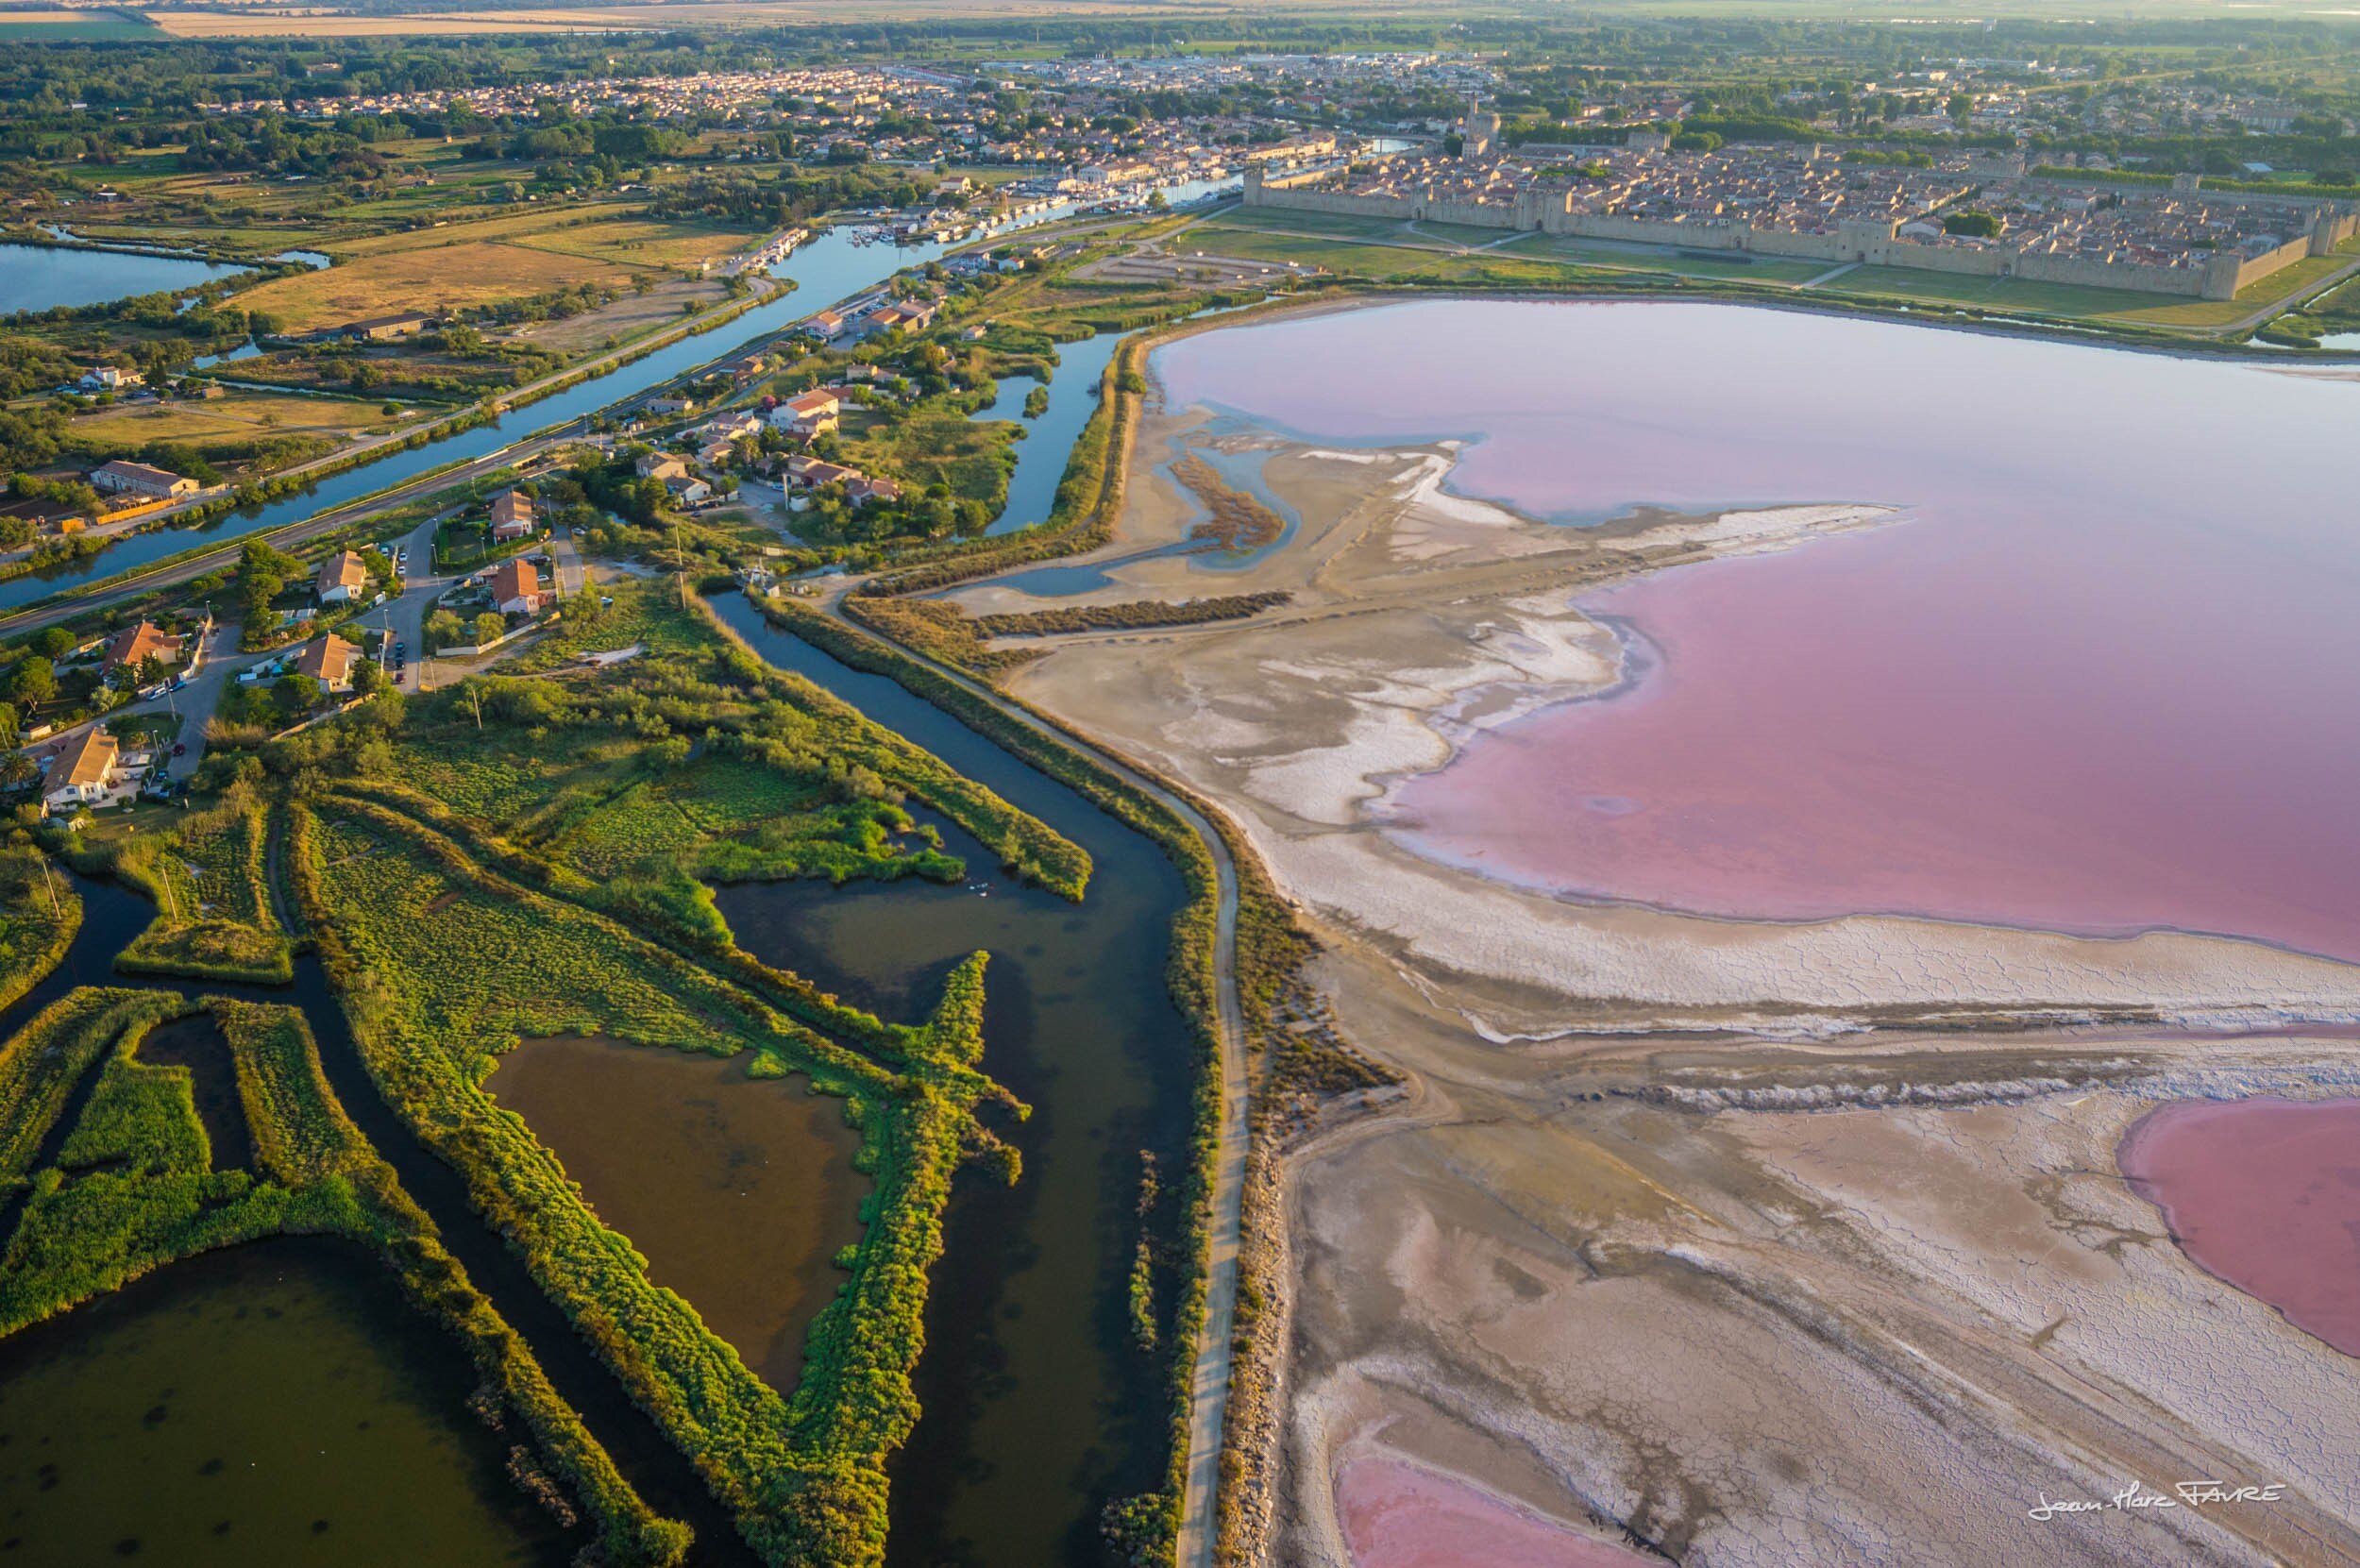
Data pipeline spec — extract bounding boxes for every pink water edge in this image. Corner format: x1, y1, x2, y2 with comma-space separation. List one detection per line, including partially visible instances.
1336, 1456, 1658, 1568
2118, 1098, 2360, 1357
1156, 300, 2360, 961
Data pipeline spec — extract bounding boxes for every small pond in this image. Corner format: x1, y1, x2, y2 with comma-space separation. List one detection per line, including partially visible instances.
0, 242, 247, 313
0, 1237, 571, 1565
483, 1036, 868, 1394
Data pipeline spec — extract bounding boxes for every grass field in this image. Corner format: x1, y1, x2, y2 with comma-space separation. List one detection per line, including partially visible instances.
1499, 231, 1832, 284
1197, 212, 1831, 288
145, 8, 657, 36
0, 10, 160, 39
508, 278, 728, 355
235, 240, 633, 331
1186, 221, 1463, 278
507, 217, 748, 273
72, 390, 405, 448
842, 403, 1018, 508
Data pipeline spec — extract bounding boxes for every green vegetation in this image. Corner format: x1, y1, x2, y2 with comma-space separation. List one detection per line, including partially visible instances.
0, 988, 177, 1181
972, 591, 1292, 639
0, 843, 78, 1013
1172, 454, 1286, 553
290, 780, 1016, 1564
100, 787, 296, 984
183, 577, 1062, 1563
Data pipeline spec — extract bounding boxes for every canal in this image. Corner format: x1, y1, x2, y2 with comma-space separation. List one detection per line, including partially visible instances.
707, 592, 1200, 1568
0, 208, 1087, 616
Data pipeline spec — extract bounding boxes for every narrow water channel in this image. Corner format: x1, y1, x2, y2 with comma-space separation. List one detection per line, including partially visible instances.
705, 593, 1198, 1567
976, 332, 1121, 537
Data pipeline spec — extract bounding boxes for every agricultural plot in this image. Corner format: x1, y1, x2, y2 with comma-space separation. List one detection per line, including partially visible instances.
507, 278, 730, 355
234, 239, 633, 332
72, 390, 404, 449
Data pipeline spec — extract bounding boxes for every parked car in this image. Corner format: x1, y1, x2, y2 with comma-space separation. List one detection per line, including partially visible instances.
171, 742, 186, 756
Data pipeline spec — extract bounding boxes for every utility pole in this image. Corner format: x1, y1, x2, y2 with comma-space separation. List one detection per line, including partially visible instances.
467, 685, 483, 730
38, 855, 60, 921
670, 514, 688, 611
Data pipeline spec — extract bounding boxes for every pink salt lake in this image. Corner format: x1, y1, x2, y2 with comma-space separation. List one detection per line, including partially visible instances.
2119, 1097, 2360, 1357
1336, 1456, 1660, 1568
1155, 300, 2360, 961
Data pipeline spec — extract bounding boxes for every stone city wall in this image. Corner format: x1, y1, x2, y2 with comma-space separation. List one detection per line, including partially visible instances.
1242, 170, 2350, 299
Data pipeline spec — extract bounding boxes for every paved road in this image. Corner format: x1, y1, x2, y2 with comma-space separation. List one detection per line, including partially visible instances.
0, 427, 584, 643
816, 591, 1250, 1568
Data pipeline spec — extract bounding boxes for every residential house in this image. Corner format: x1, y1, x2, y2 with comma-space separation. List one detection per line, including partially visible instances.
784, 456, 860, 489
801, 308, 847, 340
697, 440, 738, 468
99, 620, 186, 678
314, 548, 372, 604
90, 460, 199, 501
77, 365, 142, 392
340, 312, 430, 342
42, 726, 120, 812
667, 476, 714, 507
491, 558, 545, 616
847, 476, 902, 506
489, 489, 536, 543
293, 632, 360, 693
702, 411, 765, 442
634, 452, 689, 482
768, 388, 840, 438
646, 394, 697, 415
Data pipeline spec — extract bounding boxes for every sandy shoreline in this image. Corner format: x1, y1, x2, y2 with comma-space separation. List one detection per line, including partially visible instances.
995, 421, 2360, 1031
951, 295, 2360, 1567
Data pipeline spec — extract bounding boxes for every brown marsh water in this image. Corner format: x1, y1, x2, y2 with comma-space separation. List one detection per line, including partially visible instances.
0, 1238, 570, 1566
483, 1036, 868, 1393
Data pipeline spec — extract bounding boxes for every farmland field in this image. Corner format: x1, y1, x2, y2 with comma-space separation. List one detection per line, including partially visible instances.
71, 390, 408, 449
234, 240, 635, 330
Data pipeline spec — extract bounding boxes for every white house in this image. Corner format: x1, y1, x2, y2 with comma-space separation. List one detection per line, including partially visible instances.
42, 726, 120, 812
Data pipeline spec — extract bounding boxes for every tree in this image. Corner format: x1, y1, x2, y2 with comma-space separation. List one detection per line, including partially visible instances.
426, 609, 464, 652
351, 657, 387, 697
7, 657, 55, 707
273, 674, 320, 721
31, 627, 75, 660
474, 613, 507, 648
238, 537, 303, 628
0, 750, 35, 791
1947, 93, 1974, 127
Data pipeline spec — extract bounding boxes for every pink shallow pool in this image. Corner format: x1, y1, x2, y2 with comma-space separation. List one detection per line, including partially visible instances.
2119, 1098, 2360, 1357
1336, 1457, 1658, 1568
1156, 301, 2360, 959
